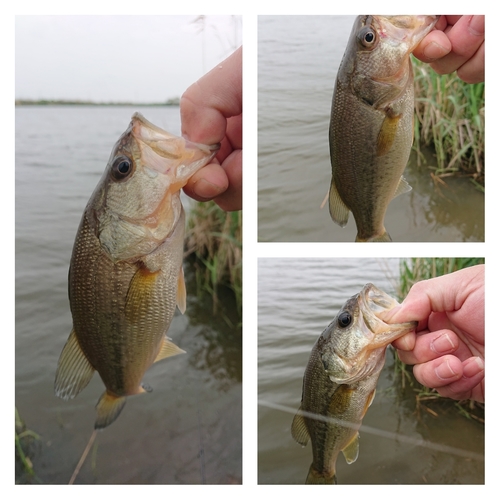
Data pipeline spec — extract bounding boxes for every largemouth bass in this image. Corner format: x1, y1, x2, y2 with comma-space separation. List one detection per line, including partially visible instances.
55, 113, 219, 429
291, 283, 416, 484
328, 15, 437, 241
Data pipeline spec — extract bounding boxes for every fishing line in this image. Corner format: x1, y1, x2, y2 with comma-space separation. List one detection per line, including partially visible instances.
68, 428, 98, 484
259, 399, 484, 462
196, 398, 207, 484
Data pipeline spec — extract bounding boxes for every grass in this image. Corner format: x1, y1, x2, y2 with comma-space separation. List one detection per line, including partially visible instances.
394, 258, 484, 422
412, 57, 484, 190
185, 201, 242, 316
15, 407, 41, 483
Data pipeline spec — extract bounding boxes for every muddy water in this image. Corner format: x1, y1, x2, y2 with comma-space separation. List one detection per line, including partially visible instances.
258, 258, 484, 484
257, 16, 484, 242
15, 105, 242, 484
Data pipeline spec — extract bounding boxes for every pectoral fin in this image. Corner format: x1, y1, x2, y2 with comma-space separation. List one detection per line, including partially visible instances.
54, 329, 95, 400
329, 385, 355, 414
291, 406, 310, 446
153, 337, 186, 363
376, 113, 401, 157
177, 266, 186, 314
125, 265, 161, 324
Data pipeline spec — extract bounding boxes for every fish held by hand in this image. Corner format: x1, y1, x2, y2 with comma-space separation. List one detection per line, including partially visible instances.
328, 15, 437, 242
54, 113, 219, 429
292, 283, 417, 484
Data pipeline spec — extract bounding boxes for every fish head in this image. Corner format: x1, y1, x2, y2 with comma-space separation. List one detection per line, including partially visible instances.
91, 113, 220, 262
340, 15, 437, 108
319, 283, 416, 384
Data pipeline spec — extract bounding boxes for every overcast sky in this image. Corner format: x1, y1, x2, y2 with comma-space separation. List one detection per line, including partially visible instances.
15, 15, 241, 103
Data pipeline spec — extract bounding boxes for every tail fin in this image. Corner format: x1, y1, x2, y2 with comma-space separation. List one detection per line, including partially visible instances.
305, 464, 337, 484
355, 231, 392, 242
95, 391, 127, 429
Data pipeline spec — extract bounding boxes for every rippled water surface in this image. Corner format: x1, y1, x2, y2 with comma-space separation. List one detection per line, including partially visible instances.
15, 105, 241, 484
258, 258, 484, 484
258, 16, 484, 242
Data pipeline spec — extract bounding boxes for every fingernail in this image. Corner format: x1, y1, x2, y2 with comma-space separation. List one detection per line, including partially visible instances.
468, 16, 485, 36
435, 360, 459, 380
423, 41, 448, 60
193, 178, 224, 199
463, 356, 484, 378
430, 333, 456, 354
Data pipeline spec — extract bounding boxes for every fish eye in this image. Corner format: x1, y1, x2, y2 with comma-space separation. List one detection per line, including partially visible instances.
358, 27, 377, 48
337, 311, 352, 328
111, 156, 134, 181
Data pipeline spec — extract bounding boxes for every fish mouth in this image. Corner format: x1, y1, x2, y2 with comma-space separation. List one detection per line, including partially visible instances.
360, 283, 416, 346
130, 112, 219, 177
374, 15, 438, 50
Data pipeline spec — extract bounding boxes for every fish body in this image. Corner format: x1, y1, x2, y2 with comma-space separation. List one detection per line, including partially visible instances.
328, 15, 437, 241
291, 283, 416, 484
55, 113, 219, 428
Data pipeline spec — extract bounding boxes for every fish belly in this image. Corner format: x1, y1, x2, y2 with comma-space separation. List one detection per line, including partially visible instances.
68, 209, 184, 397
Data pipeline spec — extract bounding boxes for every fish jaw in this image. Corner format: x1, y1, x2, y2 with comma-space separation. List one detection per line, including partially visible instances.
130, 112, 220, 189
375, 16, 437, 92
94, 113, 219, 263
375, 16, 438, 51
346, 15, 437, 108
320, 284, 416, 384
360, 283, 417, 348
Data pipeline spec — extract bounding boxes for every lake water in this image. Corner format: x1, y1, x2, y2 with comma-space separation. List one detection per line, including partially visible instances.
257, 16, 484, 242
258, 258, 484, 484
15, 105, 242, 484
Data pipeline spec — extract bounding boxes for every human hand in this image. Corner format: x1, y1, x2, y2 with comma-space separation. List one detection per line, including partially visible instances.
413, 15, 484, 84
180, 46, 242, 211
382, 265, 484, 402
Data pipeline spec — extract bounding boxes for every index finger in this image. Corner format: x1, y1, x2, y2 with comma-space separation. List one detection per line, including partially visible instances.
382, 265, 484, 326
180, 46, 242, 145
431, 15, 484, 75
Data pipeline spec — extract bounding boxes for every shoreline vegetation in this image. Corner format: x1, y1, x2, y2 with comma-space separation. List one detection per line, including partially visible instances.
15, 98, 180, 106
412, 58, 485, 190
185, 201, 242, 319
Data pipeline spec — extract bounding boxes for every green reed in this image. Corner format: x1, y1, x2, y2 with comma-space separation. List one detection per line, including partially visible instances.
412, 57, 484, 190
394, 258, 484, 421
185, 201, 242, 316
15, 407, 41, 483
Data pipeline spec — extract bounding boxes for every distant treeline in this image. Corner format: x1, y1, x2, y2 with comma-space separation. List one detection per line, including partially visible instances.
15, 98, 180, 106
